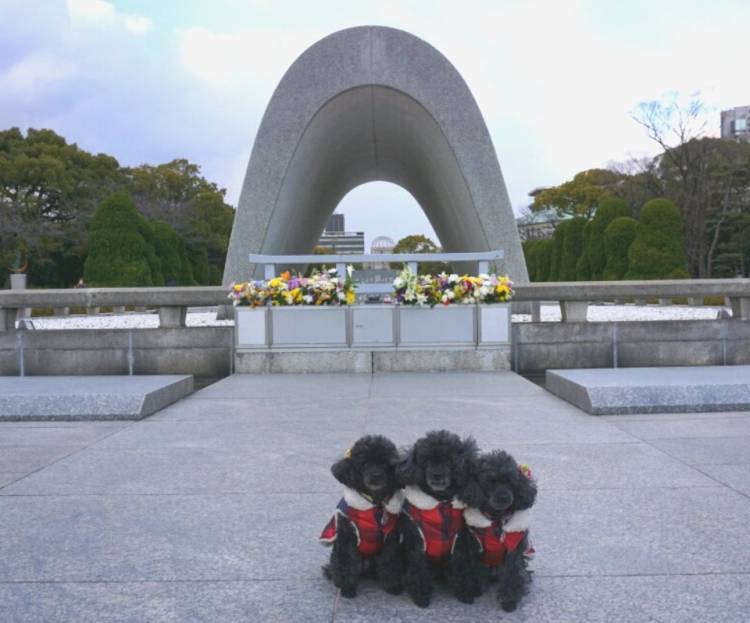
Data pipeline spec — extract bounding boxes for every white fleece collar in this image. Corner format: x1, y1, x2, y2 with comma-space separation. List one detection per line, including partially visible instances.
343, 487, 405, 513
463, 506, 532, 532
404, 485, 465, 510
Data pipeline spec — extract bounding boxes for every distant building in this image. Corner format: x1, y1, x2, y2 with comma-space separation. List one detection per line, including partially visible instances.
516, 208, 565, 241
325, 213, 345, 232
721, 106, 750, 142
318, 213, 364, 254
370, 235, 395, 269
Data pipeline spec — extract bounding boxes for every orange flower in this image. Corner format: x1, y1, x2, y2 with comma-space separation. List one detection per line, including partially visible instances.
280, 271, 291, 282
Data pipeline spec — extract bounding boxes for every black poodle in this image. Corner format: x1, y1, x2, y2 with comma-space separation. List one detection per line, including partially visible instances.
459, 450, 537, 612
396, 429, 478, 607
319, 435, 404, 597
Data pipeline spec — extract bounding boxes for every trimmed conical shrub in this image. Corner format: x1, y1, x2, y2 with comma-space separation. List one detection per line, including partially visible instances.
603, 217, 637, 280
560, 217, 586, 281
589, 198, 631, 279
534, 239, 555, 282
626, 198, 689, 279
84, 192, 154, 286
576, 220, 593, 280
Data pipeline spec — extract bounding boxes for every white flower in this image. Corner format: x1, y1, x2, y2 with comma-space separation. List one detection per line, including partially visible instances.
303, 295, 313, 304
416, 293, 428, 305
393, 277, 405, 288
446, 290, 455, 300
479, 286, 489, 297
448, 274, 459, 284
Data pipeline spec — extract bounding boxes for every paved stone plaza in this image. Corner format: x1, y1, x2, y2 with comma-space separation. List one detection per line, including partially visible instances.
1, 372, 749, 622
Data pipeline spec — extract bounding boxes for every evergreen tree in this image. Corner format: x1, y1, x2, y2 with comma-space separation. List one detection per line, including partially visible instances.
560, 217, 586, 281
603, 217, 637, 280
626, 198, 689, 279
534, 239, 554, 282
588, 198, 631, 279
548, 220, 569, 281
576, 221, 593, 280
152, 222, 184, 286
523, 240, 539, 281
83, 192, 153, 286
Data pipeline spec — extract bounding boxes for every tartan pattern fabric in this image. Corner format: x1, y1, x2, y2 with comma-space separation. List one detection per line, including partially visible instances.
320, 497, 398, 556
469, 524, 535, 566
402, 499, 464, 561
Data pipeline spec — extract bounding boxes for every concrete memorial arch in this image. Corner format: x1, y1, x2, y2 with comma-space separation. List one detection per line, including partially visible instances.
223, 25, 528, 283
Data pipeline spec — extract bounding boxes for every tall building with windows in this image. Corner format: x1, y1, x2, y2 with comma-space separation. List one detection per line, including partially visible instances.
318, 213, 364, 254
721, 106, 750, 142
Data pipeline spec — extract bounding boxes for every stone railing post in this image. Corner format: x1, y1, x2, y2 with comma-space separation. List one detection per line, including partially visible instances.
560, 301, 588, 322
1, 308, 19, 331
158, 306, 187, 328
729, 297, 750, 320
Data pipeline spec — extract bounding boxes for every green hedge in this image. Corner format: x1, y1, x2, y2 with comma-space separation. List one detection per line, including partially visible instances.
83, 192, 154, 287
589, 198, 631, 279
560, 217, 586, 281
603, 217, 637, 280
626, 198, 689, 279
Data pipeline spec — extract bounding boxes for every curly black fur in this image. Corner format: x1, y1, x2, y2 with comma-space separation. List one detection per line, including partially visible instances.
396, 430, 478, 607
323, 435, 402, 598
459, 450, 538, 611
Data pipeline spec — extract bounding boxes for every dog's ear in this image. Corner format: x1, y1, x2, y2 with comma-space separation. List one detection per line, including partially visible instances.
513, 468, 538, 510
458, 458, 483, 507
452, 436, 479, 488
331, 455, 359, 488
396, 448, 422, 486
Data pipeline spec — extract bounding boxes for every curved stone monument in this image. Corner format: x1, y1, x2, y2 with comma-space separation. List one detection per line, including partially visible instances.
223, 26, 528, 283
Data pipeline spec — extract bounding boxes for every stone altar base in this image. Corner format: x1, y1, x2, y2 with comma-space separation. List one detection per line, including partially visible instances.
546, 365, 750, 415
234, 347, 511, 373
0, 375, 193, 421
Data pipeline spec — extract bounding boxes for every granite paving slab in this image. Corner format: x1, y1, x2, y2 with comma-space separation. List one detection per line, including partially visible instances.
698, 463, 750, 496
0, 376, 194, 421
547, 365, 750, 415
0, 493, 339, 582
609, 414, 750, 439
0, 422, 129, 446
0, 579, 336, 623
649, 436, 750, 465
2, 371, 750, 622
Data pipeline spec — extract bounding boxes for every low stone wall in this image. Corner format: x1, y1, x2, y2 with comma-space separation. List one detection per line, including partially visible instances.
2, 320, 749, 379
513, 320, 750, 373
0, 327, 233, 382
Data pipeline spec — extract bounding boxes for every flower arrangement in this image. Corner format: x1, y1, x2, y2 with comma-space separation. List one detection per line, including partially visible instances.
392, 265, 513, 307
229, 266, 357, 307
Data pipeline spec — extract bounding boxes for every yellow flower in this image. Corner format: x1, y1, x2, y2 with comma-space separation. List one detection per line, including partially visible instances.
346, 290, 356, 305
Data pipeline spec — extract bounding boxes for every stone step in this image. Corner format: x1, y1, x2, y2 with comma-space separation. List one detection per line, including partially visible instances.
546, 366, 750, 415
0, 375, 193, 421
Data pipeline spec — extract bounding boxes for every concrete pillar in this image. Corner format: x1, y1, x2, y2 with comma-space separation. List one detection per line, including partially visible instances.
729, 297, 750, 320
530, 301, 541, 322
688, 297, 701, 306
658, 298, 671, 306
53, 307, 70, 316
112, 306, 126, 314
159, 306, 187, 328
0, 308, 18, 331
86, 307, 100, 315
9, 273, 30, 319
561, 301, 588, 323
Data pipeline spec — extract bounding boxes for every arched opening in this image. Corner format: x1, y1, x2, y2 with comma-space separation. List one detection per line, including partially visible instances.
334, 181, 438, 252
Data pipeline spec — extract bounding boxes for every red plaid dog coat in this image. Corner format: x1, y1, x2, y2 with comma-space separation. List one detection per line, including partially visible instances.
320, 488, 403, 556
401, 486, 466, 562
464, 507, 535, 566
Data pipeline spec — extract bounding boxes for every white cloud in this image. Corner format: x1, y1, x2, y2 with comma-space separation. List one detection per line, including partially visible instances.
66, 0, 151, 37
125, 15, 152, 36
0, 54, 73, 97
66, 0, 116, 25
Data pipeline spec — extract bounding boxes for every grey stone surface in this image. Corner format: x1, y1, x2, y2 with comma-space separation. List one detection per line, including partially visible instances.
2, 370, 750, 621
223, 26, 528, 285
0, 445, 80, 472
0, 376, 194, 421
374, 348, 510, 372
0, 580, 336, 623
547, 366, 750, 414
235, 349, 372, 373
608, 413, 750, 439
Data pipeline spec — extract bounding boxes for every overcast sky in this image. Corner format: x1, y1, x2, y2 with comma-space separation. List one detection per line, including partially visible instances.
2, 0, 748, 248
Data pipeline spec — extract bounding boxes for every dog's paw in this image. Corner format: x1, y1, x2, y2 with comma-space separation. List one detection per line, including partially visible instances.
499, 598, 518, 612
383, 582, 403, 595
455, 592, 474, 605
340, 585, 357, 599
411, 593, 431, 608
